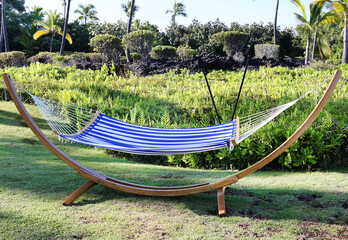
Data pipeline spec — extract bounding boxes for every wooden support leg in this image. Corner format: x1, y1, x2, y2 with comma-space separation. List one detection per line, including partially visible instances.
63, 180, 97, 206
217, 186, 227, 217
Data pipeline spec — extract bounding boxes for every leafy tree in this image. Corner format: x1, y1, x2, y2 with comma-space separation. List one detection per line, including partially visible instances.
122, 30, 154, 60
316, 0, 348, 63
64, 20, 91, 52
60, 0, 71, 55
186, 19, 228, 55
90, 34, 122, 63
291, 0, 332, 64
33, 10, 72, 52
165, 24, 189, 47
212, 31, 249, 56
166, 1, 187, 26
17, 27, 40, 56
74, 3, 99, 25
88, 20, 128, 39
6, 0, 24, 12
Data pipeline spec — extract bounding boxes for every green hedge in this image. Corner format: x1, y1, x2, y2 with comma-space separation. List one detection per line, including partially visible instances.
0, 51, 26, 68
211, 31, 249, 56
151, 45, 177, 60
177, 46, 197, 60
255, 44, 280, 60
1, 64, 346, 170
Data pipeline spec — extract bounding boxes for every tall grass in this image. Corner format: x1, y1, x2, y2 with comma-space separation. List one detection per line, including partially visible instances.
1, 63, 346, 170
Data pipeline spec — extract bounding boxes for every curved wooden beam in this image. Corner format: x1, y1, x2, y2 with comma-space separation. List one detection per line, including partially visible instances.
3, 70, 342, 212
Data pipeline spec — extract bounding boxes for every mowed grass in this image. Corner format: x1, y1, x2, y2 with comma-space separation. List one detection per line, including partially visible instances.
0, 101, 347, 240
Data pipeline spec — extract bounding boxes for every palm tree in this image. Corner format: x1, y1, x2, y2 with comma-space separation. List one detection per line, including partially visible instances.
291, 0, 331, 64
60, 0, 71, 55
74, 4, 99, 25
121, 0, 139, 18
274, 0, 280, 45
62, 0, 67, 18
311, 2, 336, 60
122, 0, 138, 63
166, 1, 187, 26
316, 0, 348, 64
0, 0, 10, 52
33, 10, 72, 52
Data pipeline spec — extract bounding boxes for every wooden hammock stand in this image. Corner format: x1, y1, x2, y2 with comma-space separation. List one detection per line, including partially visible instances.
3, 70, 342, 217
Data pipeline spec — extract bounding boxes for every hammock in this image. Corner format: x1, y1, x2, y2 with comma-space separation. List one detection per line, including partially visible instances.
3, 70, 342, 217
8, 76, 326, 156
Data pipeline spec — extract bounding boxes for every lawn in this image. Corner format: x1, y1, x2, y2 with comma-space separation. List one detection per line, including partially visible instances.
0, 100, 347, 239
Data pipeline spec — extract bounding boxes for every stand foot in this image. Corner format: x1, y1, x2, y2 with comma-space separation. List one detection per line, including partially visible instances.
63, 180, 97, 206
217, 187, 227, 217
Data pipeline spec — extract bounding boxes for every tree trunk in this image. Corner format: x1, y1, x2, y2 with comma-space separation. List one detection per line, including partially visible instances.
0, 21, 4, 52
305, 31, 311, 65
342, 14, 348, 64
50, 33, 54, 52
63, 0, 66, 19
311, 30, 318, 60
2, 0, 9, 52
60, 0, 71, 56
274, 0, 279, 45
126, 0, 135, 63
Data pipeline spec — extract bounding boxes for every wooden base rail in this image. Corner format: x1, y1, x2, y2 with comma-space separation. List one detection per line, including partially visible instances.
3, 70, 342, 217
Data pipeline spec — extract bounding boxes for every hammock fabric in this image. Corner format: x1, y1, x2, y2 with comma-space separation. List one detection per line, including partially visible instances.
7, 74, 330, 156
60, 113, 238, 155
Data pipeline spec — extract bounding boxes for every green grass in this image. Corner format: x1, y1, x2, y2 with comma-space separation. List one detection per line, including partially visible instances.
1, 101, 347, 239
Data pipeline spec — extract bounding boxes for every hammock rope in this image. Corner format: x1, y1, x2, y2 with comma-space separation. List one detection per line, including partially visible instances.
7, 75, 331, 155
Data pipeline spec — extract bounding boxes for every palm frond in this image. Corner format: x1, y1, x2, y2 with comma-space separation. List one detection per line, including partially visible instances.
291, 0, 307, 19
58, 32, 73, 44
33, 30, 50, 40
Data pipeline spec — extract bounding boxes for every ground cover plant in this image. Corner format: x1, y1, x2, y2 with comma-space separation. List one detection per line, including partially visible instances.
0, 64, 346, 170
0, 101, 347, 239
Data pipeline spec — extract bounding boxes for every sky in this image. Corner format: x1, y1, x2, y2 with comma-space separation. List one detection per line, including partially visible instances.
25, 0, 313, 31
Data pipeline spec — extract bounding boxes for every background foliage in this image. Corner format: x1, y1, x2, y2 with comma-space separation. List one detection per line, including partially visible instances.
1, 64, 346, 170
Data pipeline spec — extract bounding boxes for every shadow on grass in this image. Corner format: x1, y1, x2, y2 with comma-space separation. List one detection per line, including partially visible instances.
1, 101, 347, 226
1, 133, 347, 225
0, 108, 51, 131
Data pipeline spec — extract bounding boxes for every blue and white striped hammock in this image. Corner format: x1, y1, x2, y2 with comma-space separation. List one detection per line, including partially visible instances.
10, 77, 324, 156
59, 113, 238, 155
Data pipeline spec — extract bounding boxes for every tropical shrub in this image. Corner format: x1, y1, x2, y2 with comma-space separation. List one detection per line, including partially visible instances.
87, 53, 103, 67
130, 52, 142, 62
164, 24, 189, 48
255, 44, 280, 60
151, 45, 177, 60
0, 51, 26, 68
88, 21, 128, 39
211, 31, 249, 56
176, 46, 197, 60
89, 34, 122, 64
28, 52, 58, 64
186, 20, 228, 55
122, 30, 154, 60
